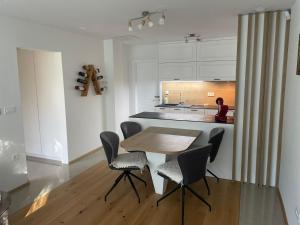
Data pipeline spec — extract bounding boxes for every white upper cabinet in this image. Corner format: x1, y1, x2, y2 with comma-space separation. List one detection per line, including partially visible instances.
197, 38, 237, 61
197, 61, 236, 81
159, 62, 197, 81
159, 42, 197, 63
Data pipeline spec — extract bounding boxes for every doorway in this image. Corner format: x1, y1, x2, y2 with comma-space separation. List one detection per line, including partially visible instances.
17, 48, 68, 164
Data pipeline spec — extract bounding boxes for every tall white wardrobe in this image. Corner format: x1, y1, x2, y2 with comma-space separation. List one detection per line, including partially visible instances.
17, 48, 68, 163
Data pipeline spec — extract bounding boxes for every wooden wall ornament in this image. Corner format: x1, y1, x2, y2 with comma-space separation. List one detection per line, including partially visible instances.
75, 64, 104, 96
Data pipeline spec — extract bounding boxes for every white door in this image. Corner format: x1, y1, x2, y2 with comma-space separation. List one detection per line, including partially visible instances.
134, 60, 158, 113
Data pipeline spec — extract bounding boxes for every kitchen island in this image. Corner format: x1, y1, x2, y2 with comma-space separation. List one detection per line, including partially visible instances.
129, 111, 236, 181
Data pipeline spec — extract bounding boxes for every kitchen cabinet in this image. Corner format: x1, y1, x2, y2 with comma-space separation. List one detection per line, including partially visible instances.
155, 107, 170, 113
169, 108, 185, 113
185, 108, 205, 115
159, 42, 197, 63
159, 62, 197, 81
197, 39, 237, 61
197, 61, 236, 81
205, 109, 218, 116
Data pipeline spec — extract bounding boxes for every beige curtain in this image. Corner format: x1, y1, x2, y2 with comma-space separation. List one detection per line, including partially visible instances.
233, 11, 290, 187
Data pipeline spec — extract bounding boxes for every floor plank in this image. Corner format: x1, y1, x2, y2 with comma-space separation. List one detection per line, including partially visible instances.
10, 162, 240, 225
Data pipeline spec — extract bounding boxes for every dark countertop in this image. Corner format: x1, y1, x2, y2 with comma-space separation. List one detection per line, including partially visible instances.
130, 112, 235, 124
155, 104, 236, 110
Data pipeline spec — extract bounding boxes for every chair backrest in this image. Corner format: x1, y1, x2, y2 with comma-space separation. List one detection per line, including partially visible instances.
100, 131, 119, 165
208, 127, 225, 163
187, 132, 202, 149
120, 121, 142, 139
178, 144, 212, 185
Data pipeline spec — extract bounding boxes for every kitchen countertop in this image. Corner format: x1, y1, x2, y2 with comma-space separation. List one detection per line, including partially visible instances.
130, 112, 234, 124
155, 104, 235, 110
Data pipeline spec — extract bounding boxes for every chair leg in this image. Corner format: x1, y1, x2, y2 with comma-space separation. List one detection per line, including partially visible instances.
127, 173, 141, 203
186, 186, 211, 211
181, 187, 185, 225
207, 169, 220, 183
129, 172, 147, 187
105, 172, 125, 202
203, 177, 210, 195
156, 184, 181, 207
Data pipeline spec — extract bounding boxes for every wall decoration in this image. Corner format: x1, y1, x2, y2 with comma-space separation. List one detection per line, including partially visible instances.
75, 64, 104, 96
297, 34, 300, 75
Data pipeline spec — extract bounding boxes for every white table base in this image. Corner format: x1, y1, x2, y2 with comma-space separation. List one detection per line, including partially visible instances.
146, 152, 168, 195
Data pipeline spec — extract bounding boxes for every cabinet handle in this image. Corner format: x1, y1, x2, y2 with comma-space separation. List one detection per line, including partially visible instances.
173, 109, 181, 111
173, 78, 180, 81
213, 78, 221, 81
190, 109, 198, 111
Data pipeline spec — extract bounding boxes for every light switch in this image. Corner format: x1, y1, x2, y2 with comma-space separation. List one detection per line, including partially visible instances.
4, 106, 17, 115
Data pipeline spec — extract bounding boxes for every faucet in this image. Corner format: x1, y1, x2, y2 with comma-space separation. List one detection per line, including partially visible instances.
179, 92, 184, 105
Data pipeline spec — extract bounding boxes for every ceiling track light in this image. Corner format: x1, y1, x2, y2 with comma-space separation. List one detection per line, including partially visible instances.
128, 10, 166, 31
184, 33, 201, 43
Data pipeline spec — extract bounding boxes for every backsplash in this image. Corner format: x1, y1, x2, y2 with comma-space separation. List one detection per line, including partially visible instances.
162, 81, 236, 106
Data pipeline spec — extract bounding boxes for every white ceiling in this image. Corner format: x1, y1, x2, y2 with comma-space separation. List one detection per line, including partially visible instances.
0, 0, 295, 43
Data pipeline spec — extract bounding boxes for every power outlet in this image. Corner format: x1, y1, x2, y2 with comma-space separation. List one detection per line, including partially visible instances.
295, 208, 300, 224
207, 92, 215, 97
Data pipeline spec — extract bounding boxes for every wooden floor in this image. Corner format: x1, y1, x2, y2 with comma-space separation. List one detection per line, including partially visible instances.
10, 162, 241, 225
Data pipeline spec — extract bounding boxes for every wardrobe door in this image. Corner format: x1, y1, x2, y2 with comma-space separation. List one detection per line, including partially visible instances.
17, 49, 42, 156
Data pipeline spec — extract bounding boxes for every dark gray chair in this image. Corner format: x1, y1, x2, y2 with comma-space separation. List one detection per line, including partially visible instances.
156, 144, 212, 225
187, 132, 211, 195
207, 127, 225, 182
100, 131, 147, 203
120, 121, 142, 139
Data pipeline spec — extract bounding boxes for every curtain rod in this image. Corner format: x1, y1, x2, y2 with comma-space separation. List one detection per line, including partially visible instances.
238, 8, 291, 16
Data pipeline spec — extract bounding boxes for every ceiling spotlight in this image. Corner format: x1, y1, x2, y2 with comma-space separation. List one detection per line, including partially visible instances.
138, 20, 145, 30
159, 13, 165, 25
128, 10, 166, 31
184, 33, 201, 43
148, 18, 154, 28
128, 21, 133, 32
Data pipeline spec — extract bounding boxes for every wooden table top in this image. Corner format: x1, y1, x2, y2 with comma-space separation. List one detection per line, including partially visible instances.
120, 126, 202, 155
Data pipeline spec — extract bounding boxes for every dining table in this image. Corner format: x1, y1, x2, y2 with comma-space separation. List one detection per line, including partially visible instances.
120, 126, 202, 195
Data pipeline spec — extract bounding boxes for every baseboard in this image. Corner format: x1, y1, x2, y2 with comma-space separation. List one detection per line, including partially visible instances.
26, 155, 62, 166
69, 147, 102, 164
277, 188, 289, 225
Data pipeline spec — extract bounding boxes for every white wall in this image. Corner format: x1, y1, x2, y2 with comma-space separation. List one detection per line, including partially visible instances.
103, 40, 130, 137
280, 1, 300, 224
0, 15, 104, 191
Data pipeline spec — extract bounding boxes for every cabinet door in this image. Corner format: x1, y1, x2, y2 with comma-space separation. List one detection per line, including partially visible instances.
205, 109, 218, 116
155, 107, 170, 113
159, 42, 197, 63
197, 39, 237, 61
159, 62, 197, 81
169, 108, 185, 113
197, 61, 236, 81
185, 108, 205, 115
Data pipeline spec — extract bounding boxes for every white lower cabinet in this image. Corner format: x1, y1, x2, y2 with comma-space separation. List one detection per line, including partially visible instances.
155, 107, 170, 113
204, 109, 218, 116
184, 108, 205, 115
169, 108, 185, 113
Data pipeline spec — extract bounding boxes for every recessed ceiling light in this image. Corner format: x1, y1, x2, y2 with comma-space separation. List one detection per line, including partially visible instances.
79, 26, 87, 30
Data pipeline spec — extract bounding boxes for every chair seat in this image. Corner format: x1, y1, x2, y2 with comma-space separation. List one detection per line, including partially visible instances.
110, 152, 147, 170
157, 160, 183, 184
